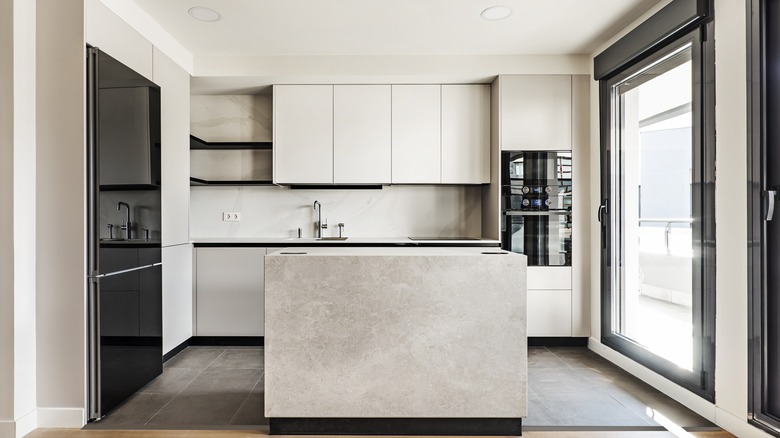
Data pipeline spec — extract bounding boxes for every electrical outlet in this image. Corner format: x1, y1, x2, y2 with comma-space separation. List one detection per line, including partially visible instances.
223, 212, 241, 222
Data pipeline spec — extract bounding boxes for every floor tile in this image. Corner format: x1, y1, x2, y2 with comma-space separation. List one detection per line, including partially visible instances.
146, 392, 248, 426
230, 392, 267, 425
163, 347, 225, 369
140, 367, 203, 394
528, 367, 601, 394
550, 347, 619, 369
90, 392, 173, 427
251, 373, 265, 394
182, 368, 263, 395
610, 390, 716, 428
577, 366, 660, 396
528, 347, 569, 368
538, 392, 650, 426
209, 348, 264, 370
524, 397, 563, 426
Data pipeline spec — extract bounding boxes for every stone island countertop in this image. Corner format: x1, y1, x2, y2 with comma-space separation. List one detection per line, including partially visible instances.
263, 247, 527, 434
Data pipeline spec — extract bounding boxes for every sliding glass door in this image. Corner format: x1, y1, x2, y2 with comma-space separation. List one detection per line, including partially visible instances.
599, 27, 715, 399
749, 0, 780, 433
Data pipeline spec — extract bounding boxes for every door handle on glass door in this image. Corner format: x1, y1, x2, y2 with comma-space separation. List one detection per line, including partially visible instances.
597, 202, 608, 222
598, 200, 608, 250
766, 190, 777, 221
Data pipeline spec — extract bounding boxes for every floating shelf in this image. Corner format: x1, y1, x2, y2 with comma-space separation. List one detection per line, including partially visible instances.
190, 135, 272, 150
100, 184, 161, 191
190, 177, 275, 186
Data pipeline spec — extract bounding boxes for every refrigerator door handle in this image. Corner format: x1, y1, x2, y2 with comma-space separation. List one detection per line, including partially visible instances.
93, 263, 159, 279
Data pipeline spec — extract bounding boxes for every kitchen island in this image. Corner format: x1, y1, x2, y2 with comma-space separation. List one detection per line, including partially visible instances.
264, 246, 527, 435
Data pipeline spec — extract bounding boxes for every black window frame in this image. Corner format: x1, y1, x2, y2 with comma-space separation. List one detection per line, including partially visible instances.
596, 0, 716, 401
747, 0, 780, 434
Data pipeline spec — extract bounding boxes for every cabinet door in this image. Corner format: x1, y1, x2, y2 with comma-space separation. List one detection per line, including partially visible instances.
334, 85, 391, 184
99, 87, 153, 185
527, 289, 572, 336
500, 75, 572, 151
441, 85, 490, 184
391, 85, 441, 183
274, 85, 334, 184
196, 248, 266, 336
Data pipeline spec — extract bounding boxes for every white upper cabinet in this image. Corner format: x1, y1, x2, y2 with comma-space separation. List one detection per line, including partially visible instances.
274, 83, 490, 185
441, 85, 490, 184
391, 85, 442, 184
274, 85, 334, 184
334, 85, 391, 184
500, 75, 572, 151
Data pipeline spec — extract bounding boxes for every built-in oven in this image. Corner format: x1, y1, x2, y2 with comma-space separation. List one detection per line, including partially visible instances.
501, 151, 572, 266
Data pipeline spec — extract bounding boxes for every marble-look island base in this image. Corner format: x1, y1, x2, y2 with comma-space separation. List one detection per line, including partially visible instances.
264, 247, 527, 435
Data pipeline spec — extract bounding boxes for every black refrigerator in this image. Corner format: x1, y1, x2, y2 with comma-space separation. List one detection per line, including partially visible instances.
86, 47, 163, 420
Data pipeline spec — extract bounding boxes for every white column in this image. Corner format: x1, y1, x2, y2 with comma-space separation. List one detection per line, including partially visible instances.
35, 0, 86, 428
0, 0, 39, 436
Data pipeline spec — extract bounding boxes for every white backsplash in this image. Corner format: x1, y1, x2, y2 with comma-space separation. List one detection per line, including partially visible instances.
190, 185, 483, 239
191, 95, 272, 142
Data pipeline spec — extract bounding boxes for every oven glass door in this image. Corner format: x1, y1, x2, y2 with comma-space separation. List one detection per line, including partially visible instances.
504, 212, 572, 266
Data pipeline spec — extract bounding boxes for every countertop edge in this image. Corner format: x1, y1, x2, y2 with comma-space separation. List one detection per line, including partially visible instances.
192, 240, 501, 248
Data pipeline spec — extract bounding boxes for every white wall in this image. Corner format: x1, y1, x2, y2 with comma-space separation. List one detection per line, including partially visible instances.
35, 0, 86, 428
0, 0, 14, 433
94, 0, 193, 74
711, 0, 753, 431
0, 0, 38, 436
191, 54, 591, 94
587, 1, 773, 437
12, 0, 37, 435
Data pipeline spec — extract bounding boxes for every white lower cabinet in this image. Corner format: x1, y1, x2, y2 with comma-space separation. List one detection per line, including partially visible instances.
195, 247, 267, 336
527, 289, 572, 337
527, 266, 573, 336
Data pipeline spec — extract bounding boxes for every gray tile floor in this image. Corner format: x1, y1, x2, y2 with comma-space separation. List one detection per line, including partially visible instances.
525, 347, 715, 428
87, 347, 266, 428
88, 346, 715, 430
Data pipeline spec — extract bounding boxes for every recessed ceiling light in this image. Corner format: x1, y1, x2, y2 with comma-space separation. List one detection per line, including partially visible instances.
480, 5, 512, 21
188, 6, 221, 22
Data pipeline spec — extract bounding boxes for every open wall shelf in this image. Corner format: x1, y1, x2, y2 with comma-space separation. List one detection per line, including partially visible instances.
189, 177, 274, 186
190, 135, 272, 150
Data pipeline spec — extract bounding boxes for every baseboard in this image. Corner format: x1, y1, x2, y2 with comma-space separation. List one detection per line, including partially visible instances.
528, 337, 588, 347
715, 406, 776, 438
14, 409, 37, 438
0, 421, 15, 438
162, 338, 190, 362
36, 407, 84, 429
269, 418, 522, 436
188, 336, 263, 347
588, 338, 717, 421
163, 336, 264, 362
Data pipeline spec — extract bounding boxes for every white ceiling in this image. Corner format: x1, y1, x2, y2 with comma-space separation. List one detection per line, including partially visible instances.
131, 0, 660, 57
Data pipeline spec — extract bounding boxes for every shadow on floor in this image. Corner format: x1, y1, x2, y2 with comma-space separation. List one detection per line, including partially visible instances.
525, 347, 715, 429
86, 347, 267, 429
86, 346, 716, 431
